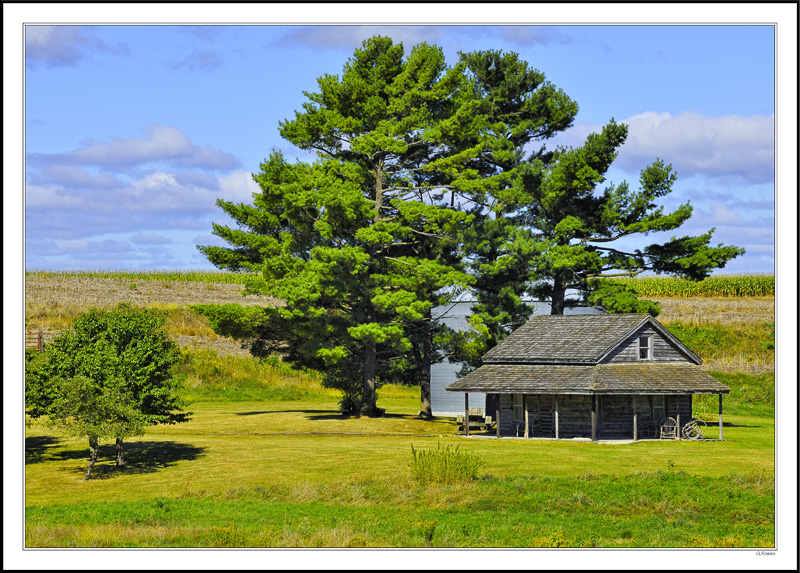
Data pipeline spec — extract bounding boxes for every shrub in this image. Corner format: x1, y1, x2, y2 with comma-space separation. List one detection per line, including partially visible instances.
410, 443, 484, 485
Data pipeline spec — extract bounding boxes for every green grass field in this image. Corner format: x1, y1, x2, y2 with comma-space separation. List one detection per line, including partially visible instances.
23, 271, 777, 550
25, 380, 775, 548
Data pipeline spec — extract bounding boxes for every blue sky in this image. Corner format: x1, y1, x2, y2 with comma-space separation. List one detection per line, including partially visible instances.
19, 21, 781, 274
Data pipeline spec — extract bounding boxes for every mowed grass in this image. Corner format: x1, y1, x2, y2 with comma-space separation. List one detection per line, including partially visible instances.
23, 272, 777, 548
25, 382, 775, 548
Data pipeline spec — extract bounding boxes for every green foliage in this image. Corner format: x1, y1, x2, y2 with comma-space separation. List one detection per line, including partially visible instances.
47, 376, 147, 442
520, 122, 744, 313
318, 355, 385, 417
198, 36, 482, 416
586, 281, 661, 316
410, 443, 484, 485
26, 306, 190, 425
451, 50, 578, 365
189, 304, 294, 360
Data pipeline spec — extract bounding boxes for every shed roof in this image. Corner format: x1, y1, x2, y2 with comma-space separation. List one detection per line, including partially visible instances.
481, 314, 701, 365
445, 363, 730, 395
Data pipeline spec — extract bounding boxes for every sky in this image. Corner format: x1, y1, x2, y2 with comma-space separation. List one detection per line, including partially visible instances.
17, 15, 784, 275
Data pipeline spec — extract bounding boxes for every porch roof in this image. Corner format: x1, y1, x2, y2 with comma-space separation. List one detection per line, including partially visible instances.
445, 362, 730, 395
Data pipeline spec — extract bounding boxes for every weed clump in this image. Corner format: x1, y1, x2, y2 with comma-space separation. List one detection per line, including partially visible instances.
410, 443, 484, 486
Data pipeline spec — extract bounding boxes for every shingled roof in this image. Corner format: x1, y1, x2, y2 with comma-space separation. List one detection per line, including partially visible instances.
445, 314, 728, 395
446, 363, 730, 395
481, 314, 701, 365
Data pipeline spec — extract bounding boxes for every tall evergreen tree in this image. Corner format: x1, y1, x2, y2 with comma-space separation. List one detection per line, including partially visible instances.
444, 50, 579, 366
521, 120, 745, 314
199, 37, 478, 416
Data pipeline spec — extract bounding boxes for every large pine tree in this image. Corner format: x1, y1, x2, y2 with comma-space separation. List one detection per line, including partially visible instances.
199, 37, 479, 416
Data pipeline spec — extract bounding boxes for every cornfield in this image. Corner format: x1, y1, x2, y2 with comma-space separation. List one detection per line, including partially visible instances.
25, 269, 258, 285
598, 274, 774, 298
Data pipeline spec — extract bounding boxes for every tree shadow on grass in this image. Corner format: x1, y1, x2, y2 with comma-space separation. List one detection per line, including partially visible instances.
25, 436, 72, 464
234, 409, 331, 416
721, 421, 762, 428
58, 441, 206, 480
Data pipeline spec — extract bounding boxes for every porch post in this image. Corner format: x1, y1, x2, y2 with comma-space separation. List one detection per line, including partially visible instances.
464, 393, 469, 437
676, 412, 681, 441
524, 395, 529, 439
719, 393, 723, 440
591, 394, 597, 441
496, 408, 501, 439
632, 395, 638, 441
554, 396, 559, 440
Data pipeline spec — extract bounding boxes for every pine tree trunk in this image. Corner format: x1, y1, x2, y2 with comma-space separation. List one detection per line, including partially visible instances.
418, 313, 433, 419
84, 435, 100, 480
115, 437, 126, 468
551, 276, 567, 315
363, 340, 378, 416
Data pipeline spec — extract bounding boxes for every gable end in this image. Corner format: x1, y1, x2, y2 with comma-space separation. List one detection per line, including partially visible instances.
597, 316, 702, 364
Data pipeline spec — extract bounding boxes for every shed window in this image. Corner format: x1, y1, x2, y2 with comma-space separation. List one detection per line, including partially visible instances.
638, 335, 653, 360
512, 394, 524, 422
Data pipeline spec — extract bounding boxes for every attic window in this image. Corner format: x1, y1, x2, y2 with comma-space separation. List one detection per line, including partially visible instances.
638, 335, 653, 360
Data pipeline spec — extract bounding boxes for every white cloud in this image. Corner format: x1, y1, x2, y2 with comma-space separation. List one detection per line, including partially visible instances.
708, 202, 747, 226
617, 111, 774, 183
274, 25, 572, 51
25, 168, 258, 241
218, 170, 260, 203
172, 50, 224, 72
31, 165, 119, 188
29, 125, 239, 171
553, 112, 774, 184
25, 26, 128, 68
132, 234, 172, 245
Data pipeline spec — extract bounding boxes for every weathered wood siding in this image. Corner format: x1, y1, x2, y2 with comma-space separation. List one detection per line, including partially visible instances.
604, 325, 688, 363
599, 394, 692, 438
490, 392, 693, 439
495, 394, 516, 436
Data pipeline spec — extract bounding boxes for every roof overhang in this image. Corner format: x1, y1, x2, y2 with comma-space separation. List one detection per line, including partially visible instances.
446, 362, 731, 395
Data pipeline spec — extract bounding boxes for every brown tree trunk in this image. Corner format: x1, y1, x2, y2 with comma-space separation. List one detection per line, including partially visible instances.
418, 313, 433, 419
551, 274, 567, 315
363, 339, 379, 417
84, 435, 100, 480
115, 437, 126, 468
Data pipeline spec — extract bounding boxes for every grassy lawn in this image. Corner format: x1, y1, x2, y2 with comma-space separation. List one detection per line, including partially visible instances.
25, 386, 775, 548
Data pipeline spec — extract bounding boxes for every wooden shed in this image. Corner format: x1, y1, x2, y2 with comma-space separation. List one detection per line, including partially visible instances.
446, 314, 730, 441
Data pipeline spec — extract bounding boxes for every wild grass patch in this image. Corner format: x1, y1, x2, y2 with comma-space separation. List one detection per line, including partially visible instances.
174, 348, 332, 402
693, 371, 774, 418
25, 469, 774, 548
410, 443, 484, 485
665, 320, 775, 368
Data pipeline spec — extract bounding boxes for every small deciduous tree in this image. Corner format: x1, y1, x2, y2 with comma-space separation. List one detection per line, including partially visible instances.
25, 306, 190, 476
48, 376, 147, 480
